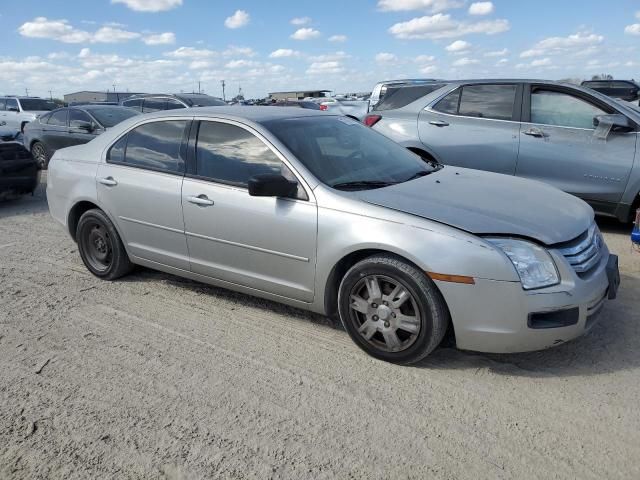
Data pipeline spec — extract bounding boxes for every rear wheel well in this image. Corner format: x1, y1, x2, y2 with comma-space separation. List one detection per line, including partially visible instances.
20, 121, 29, 133
68, 201, 101, 242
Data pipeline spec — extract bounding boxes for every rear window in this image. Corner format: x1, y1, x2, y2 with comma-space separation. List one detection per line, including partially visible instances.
19, 99, 57, 111
373, 84, 445, 111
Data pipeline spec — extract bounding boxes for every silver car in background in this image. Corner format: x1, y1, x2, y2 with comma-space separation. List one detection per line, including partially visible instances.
366, 79, 640, 222
47, 107, 619, 364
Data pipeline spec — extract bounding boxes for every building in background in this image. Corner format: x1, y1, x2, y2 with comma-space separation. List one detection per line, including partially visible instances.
63, 91, 145, 105
268, 89, 331, 101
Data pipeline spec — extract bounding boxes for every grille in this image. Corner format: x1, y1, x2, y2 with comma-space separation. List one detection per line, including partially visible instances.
558, 224, 603, 275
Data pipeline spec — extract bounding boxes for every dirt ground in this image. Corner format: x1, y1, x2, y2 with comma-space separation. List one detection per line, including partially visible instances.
1, 179, 639, 480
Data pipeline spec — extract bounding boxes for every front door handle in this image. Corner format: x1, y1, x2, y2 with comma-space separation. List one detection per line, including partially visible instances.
429, 120, 450, 127
523, 127, 545, 138
98, 176, 118, 186
187, 194, 214, 206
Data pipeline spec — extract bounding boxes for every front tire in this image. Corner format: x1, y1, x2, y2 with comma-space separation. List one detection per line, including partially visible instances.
31, 141, 49, 169
77, 209, 133, 280
338, 254, 449, 364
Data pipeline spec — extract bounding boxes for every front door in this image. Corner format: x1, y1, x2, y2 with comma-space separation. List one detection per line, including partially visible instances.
67, 109, 99, 147
516, 85, 636, 206
181, 119, 318, 302
418, 83, 522, 175
97, 119, 190, 270
41, 109, 70, 153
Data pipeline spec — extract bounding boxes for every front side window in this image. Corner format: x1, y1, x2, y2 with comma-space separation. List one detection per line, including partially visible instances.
5, 99, 18, 111
195, 121, 284, 187
69, 109, 93, 127
0, 99, 5, 111
47, 109, 68, 126
458, 84, 516, 120
108, 121, 186, 173
531, 90, 608, 129
142, 98, 166, 113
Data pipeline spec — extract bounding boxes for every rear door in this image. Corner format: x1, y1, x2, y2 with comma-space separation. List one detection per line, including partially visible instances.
181, 119, 317, 302
41, 109, 69, 152
516, 84, 637, 207
96, 118, 191, 270
418, 83, 522, 175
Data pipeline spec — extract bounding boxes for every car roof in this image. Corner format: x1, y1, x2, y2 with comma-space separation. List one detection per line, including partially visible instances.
141, 105, 332, 122
75, 104, 134, 111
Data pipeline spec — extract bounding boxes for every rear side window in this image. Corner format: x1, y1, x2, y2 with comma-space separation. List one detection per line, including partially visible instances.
195, 121, 283, 187
123, 98, 142, 110
458, 84, 516, 120
47, 109, 68, 126
107, 121, 186, 173
165, 99, 185, 110
374, 84, 445, 111
433, 89, 460, 114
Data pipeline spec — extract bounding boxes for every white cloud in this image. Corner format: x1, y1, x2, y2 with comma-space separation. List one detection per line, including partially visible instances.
468, 2, 494, 15
328, 34, 347, 42
111, 0, 182, 11
224, 10, 250, 29
415, 54, 436, 63
388, 13, 509, 39
18, 17, 153, 44
269, 48, 301, 58
375, 52, 398, 63
225, 59, 258, 69
309, 51, 350, 62
306, 61, 343, 75
47, 51, 71, 60
636, 11, 640, 19
445, 39, 471, 53
223, 45, 256, 57
531, 57, 552, 67
93, 26, 140, 43
496, 58, 508, 65
452, 57, 478, 66
520, 31, 603, 57
420, 65, 438, 74
377, 0, 464, 13
291, 27, 321, 40
484, 48, 508, 57
625, 24, 640, 35
143, 32, 175, 45
516, 57, 554, 69
164, 46, 217, 58
290, 17, 311, 25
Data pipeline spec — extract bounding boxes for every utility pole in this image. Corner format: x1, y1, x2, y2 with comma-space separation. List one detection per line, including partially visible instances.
25, 88, 29, 96
221, 80, 226, 101
198, 80, 201, 94
112, 84, 116, 92
48, 90, 53, 101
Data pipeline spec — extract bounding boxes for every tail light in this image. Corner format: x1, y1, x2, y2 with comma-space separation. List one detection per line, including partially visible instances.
319, 104, 328, 111
363, 114, 382, 127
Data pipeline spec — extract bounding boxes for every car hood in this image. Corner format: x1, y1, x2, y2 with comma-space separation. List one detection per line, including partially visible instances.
355, 167, 593, 245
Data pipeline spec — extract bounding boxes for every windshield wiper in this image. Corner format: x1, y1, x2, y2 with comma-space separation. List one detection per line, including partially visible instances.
331, 180, 397, 190
403, 170, 434, 182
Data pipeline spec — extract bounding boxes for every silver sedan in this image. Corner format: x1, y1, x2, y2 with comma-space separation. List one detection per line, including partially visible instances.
46, 107, 620, 364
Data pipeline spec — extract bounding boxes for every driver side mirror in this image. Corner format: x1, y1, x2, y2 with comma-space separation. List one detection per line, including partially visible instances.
593, 114, 633, 131
7, 107, 19, 113
248, 174, 298, 198
71, 120, 95, 132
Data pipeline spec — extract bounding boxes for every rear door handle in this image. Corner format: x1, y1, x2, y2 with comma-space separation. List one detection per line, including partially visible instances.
187, 195, 214, 206
523, 128, 545, 138
429, 120, 450, 127
98, 176, 118, 186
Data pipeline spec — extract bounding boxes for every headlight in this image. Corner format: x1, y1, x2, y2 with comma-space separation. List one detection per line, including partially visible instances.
486, 238, 559, 290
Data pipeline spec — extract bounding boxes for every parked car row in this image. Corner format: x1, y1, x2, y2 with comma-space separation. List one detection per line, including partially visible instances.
365, 79, 640, 223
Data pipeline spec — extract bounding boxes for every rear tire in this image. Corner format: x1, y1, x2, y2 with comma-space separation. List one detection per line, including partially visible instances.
338, 254, 449, 364
76, 209, 133, 280
31, 141, 49, 169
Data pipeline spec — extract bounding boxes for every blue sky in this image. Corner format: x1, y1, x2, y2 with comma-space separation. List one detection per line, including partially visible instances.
1, 0, 639, 99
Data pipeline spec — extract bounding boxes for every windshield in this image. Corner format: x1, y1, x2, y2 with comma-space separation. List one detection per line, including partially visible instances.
19, 99, 56, 111
182, 96, 226, 107
262, 116, 437, 190
90, 108, 140, 127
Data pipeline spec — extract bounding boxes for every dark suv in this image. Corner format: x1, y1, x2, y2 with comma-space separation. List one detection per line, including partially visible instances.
581, 80, 640, 102
121, 93, 226, 113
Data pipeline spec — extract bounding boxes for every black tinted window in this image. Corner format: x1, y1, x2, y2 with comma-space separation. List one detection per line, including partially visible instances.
108, 135, 127, 163
142, 98, 166, 113
0, 99, 5, 110
47, 109, 68, 126
196, 121, 283, 187
166, 99, 184, 110
374, 84, 445, 111
583, 81, 609, 89
115, 121, 186, 173
91, 108, 139, 127
69, 109, 93, 127
433, 89, 460, 114
5, 99, 18, 111
123, 98, 143, 110
458, 84, 516, 120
